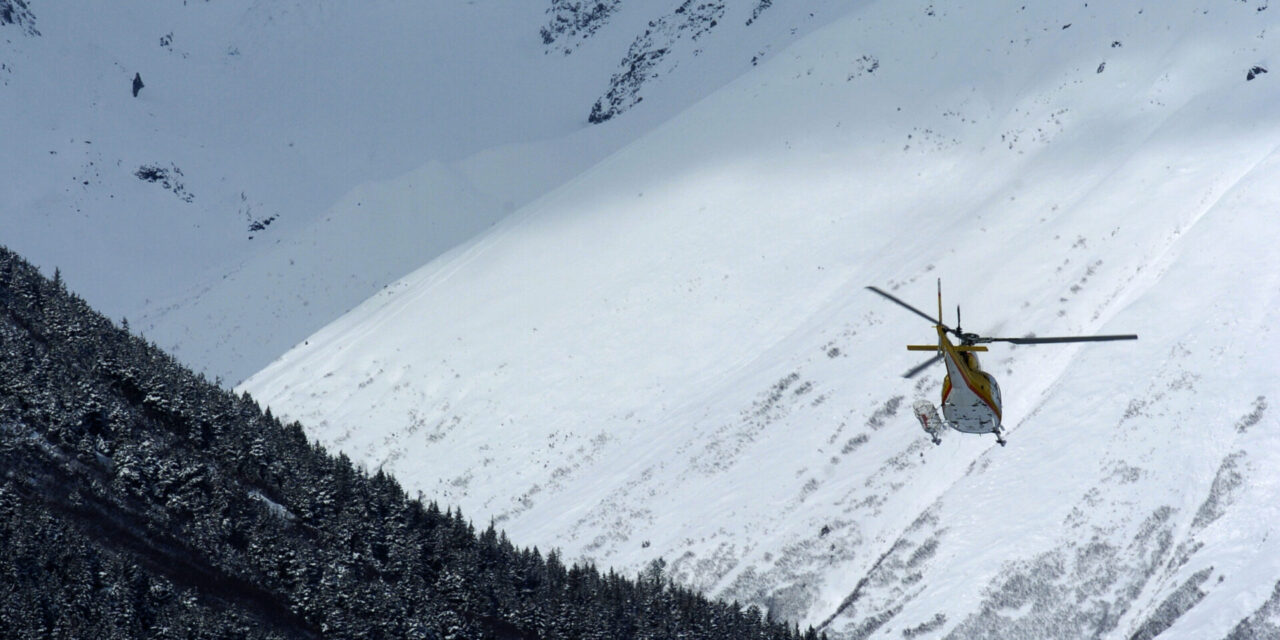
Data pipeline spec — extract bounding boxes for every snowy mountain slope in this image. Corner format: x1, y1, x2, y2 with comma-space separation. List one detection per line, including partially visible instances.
241, 1, 1280, 637
2, 1, 842, 384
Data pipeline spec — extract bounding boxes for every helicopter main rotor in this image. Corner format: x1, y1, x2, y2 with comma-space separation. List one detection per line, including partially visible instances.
902, 354, 943, 379
865, 284, 1137, 377
865, 286, 960, 336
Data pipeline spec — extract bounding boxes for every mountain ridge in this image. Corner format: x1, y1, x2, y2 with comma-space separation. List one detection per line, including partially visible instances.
2, 0, 846, 385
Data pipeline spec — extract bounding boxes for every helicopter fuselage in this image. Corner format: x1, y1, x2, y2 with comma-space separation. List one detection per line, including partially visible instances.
937, 325, 1003, 434
870, 280, 1134, 446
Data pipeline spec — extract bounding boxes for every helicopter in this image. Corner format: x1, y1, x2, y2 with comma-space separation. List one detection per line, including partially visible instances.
867, 281, 1137, 446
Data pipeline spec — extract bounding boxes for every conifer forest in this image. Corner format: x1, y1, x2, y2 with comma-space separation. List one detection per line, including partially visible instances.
0, 246, 823, 639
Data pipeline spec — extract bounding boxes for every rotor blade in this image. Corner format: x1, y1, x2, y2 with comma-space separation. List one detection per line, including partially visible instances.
903, 353, 943, 378
989, 334, 1138, 345
866, 286, 950, 328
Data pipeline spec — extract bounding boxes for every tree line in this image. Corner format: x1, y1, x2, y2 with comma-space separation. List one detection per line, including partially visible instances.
0, 246, 825, 640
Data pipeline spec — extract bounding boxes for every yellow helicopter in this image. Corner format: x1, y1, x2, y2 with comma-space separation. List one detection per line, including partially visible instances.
867, 281, 1137, 446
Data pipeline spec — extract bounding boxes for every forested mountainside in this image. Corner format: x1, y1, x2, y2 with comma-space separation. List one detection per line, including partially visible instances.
0, 245, 820, 639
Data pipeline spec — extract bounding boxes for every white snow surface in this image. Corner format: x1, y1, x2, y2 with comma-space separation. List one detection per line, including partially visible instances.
3, 0, 834, 383
243, 2, 1280, 637
242, 2, 1280, 637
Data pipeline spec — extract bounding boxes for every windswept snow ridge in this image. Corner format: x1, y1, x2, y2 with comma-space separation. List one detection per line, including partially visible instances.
3, 0, 836, 384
